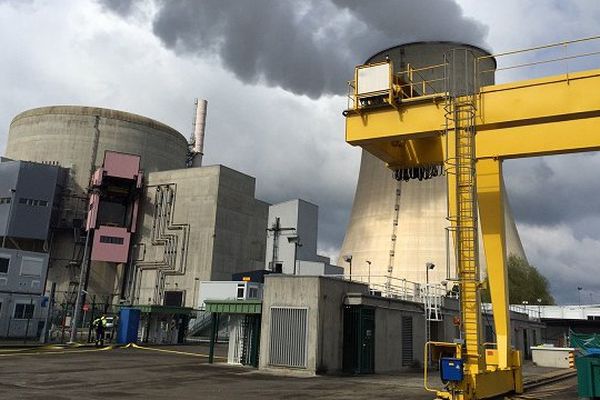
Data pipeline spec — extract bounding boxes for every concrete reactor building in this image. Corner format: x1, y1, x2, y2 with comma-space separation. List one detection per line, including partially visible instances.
3, 104, 267, 316
338, 42, 527, 290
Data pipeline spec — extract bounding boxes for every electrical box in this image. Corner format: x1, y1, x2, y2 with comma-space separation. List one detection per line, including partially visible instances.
440, 357, 464, 382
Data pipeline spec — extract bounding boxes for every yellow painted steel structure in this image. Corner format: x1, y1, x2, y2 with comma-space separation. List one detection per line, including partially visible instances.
345, 60, 600, 399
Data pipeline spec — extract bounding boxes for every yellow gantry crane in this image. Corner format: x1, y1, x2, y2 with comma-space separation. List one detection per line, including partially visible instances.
344, 37, 600, 399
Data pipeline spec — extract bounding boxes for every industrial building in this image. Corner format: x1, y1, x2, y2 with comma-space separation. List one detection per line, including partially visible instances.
265, 199, 342, 276
1, 104, 269, 340
0, 159, 65, 338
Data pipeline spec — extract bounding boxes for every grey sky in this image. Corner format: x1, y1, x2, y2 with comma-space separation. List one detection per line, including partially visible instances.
1, 0, 600, 304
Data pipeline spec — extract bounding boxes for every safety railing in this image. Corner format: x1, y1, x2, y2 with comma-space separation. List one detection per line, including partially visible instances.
397, 62, 447, 98
478, 34, 600, 84
481, 302, 542, 321
346, 35, 600, 111
331, 273, 458, 303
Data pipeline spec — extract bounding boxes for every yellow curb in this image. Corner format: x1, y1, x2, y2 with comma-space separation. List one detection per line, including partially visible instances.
129, 343, 227, 360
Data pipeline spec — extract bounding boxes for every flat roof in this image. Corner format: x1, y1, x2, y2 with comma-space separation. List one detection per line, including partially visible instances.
204, 299, 262, 314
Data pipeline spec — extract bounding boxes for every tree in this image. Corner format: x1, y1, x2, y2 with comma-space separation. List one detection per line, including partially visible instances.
481, 255, 555, 305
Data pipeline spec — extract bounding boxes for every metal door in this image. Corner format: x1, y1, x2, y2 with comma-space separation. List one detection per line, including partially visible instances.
343, 306, 375, 374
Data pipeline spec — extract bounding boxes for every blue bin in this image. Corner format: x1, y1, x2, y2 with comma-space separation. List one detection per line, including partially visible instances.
117, 308, 140, 344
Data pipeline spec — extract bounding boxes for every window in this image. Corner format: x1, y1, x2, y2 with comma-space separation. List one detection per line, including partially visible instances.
248, 287, 259, 299
17, 198, 48, 207
236, 284, 245, 299
0, 257, 9, 274
14, 303, 35, 319
0, 197, 10, 205
163, 291, 184, 307
99, 235, 124, 245
20, 257, 43, 277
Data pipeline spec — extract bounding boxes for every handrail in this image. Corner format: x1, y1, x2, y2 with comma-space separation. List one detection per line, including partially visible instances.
347, 35, 600, 109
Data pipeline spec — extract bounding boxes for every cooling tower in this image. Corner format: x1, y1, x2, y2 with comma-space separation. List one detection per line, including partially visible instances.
338, 42, 526, 288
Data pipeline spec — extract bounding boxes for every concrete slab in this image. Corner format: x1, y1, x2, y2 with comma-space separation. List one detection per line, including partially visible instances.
0, 344, 579, 400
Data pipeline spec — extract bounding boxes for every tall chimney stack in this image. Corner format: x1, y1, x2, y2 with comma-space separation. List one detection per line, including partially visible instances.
191, 98, 207, 167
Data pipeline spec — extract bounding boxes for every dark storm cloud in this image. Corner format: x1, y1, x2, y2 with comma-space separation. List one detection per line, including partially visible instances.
100, 0, 488, 98
504, 154, 600, 229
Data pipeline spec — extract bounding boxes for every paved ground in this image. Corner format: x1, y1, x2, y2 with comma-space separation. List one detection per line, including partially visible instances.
0, 344, 578, 400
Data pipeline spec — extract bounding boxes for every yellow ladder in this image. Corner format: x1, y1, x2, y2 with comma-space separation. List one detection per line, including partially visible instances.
445, 49, 482, 374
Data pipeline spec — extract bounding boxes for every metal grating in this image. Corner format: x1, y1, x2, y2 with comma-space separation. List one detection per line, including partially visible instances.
269, 307, 308, 368
401, 316, 413, 366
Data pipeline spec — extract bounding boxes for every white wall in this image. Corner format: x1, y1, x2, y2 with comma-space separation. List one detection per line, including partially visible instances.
265, 199, 328, 274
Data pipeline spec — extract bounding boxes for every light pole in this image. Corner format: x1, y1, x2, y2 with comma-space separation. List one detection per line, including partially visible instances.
287, 236, 302, 275
425, 262, 435, 366
366, 260, 372, 286
537, 298, 542, 319
425, 262, 435, 292
343, 255, 352, 281
578, 287, 583, 306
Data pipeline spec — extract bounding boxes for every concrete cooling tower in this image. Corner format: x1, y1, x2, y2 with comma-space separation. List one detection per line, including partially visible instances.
338, 42, 526, 289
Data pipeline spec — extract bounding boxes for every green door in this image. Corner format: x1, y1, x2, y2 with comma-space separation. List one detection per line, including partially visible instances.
343, 306, 375, 374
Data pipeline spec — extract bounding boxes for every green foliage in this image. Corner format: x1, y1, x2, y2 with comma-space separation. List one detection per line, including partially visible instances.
480, 255, 555, 305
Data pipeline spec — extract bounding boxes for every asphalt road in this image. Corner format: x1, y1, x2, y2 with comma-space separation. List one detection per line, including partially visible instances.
0, 344, 579, 400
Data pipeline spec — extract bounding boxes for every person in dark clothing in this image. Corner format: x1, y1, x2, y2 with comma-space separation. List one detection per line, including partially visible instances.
93, 315, 107, 347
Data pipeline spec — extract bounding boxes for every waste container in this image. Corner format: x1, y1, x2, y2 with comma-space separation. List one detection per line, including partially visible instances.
576, 353, 600, 399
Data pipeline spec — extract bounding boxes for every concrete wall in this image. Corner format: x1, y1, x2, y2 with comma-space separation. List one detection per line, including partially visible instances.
265, 199, 325, 273
6, 106, 188, 186
259, 275, 544, 375
531, 347, 574, 369
349, 295, 428, 371
134, 165, 268, 307
259, 275, 368, 374
265, 199, 335, 275
296, 261, 344, 276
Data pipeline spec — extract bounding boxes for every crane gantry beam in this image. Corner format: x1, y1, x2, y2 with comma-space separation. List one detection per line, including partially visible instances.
347, 68, 600, 163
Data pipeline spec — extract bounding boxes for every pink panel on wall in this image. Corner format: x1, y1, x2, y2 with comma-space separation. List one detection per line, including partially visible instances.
91, 167, 104, 186
86, 193, 100, 231
91, 226, 131, 263
103, 151, 141, 180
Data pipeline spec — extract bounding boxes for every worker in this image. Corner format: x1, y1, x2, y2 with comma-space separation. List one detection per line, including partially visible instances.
92, 315, 108, 347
